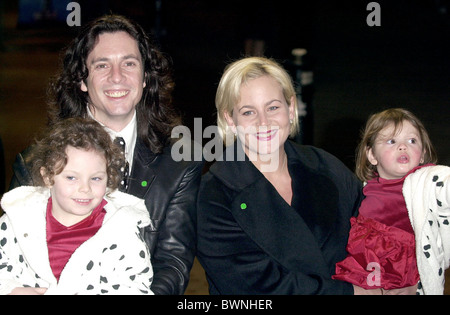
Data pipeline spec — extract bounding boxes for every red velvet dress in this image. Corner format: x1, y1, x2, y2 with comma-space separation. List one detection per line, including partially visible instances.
332, 165, 431, 290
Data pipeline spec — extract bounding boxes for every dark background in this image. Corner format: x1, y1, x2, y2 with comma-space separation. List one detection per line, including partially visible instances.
0, 0, 449, 294
1, 1, 449, 186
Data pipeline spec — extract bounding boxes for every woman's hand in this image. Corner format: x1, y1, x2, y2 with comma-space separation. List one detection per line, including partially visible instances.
9, 287, 48, 295
382, 283, 418, 295
353, 285, 383, 295
353, 283, 418, 295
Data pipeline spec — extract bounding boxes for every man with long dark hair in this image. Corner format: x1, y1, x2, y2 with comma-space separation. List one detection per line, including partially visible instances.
9, 14, 203, 295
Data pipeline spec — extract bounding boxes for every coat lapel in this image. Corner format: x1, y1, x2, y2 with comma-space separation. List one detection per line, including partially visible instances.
230, 181, 330, 275
127, 140, 157, 199
288, 158, 338, 248
210, 141, 338, 275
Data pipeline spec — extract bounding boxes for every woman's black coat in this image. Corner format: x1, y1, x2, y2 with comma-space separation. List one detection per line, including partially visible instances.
197, 140, 363, 294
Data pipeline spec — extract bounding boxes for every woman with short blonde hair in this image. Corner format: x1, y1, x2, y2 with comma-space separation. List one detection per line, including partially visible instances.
216, 57, 300, 145
197, 57, 367, 295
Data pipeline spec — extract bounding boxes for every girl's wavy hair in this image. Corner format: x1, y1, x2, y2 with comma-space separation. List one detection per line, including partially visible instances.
30, 117, 124, 191
355, 108, 437, 182
48, 14, 180, 154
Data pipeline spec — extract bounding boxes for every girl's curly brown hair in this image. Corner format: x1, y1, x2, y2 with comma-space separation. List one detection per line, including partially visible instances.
30, 117, 125, 191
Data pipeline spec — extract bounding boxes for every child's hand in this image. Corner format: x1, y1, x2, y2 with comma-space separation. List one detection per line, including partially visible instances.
9, 287, 48, 295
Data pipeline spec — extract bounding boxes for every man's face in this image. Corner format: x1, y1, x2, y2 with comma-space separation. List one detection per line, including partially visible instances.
81, 31, 145, 131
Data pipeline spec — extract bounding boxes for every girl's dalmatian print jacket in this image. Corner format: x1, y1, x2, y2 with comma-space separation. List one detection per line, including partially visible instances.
404, 165, 450, 295
0, 186, 153, 295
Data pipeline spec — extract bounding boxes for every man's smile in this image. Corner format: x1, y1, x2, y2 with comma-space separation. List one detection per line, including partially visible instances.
104, 90, 129, 98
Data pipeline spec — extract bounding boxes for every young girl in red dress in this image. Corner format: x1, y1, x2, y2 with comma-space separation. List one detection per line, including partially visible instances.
333, 108, 450, 295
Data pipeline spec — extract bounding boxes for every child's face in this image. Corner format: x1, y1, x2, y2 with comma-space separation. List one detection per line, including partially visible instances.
45, 146, 107, 226
367, 120, 425, 180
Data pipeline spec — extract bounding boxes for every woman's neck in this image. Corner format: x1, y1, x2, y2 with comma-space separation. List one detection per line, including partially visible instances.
252, 150, 292, 205
250, 150, 289, 177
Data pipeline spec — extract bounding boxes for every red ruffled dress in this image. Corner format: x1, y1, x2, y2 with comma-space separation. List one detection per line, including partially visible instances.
332, 165, 431, 290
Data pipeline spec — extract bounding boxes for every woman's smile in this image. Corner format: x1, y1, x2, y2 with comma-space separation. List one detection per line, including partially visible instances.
255, 129, 278, 141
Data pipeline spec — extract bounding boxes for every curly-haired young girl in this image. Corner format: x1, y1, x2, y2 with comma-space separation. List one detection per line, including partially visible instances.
0, 118, 153, 295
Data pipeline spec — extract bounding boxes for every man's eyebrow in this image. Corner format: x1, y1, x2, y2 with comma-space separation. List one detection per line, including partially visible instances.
90, 54, 141, 64
122, 54, 141, 61
90, 57, 108, 64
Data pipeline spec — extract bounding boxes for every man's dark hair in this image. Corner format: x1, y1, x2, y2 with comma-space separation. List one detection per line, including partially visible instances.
48, 14, 180, 154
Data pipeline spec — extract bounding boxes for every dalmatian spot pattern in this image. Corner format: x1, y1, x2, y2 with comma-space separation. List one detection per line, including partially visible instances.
416, 172, 450, 294
1, 223, 152, 295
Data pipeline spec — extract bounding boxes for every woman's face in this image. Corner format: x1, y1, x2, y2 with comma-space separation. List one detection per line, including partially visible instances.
225, 75, 294, 161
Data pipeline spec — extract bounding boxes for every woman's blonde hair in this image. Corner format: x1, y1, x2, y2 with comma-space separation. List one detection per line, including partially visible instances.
355, 108, 437, 182
215, 57, 299, 145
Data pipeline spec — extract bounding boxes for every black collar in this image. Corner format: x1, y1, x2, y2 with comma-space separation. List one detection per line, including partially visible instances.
209, 140, 316, 191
